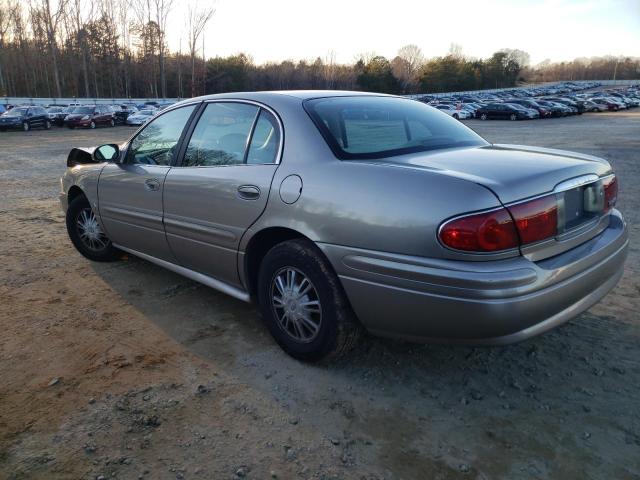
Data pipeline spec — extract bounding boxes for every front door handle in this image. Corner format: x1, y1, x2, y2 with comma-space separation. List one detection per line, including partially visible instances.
237, 185, 260, 200
144, 178, 160, 191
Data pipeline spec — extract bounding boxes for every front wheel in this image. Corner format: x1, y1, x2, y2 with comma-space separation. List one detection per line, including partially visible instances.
22, 122, 30, 131
480, 113, 487, 120
109, 119, 115, 127
45, 120, 51, 129
509, 113, 517, 121
257, 239, 361, 362
89, 120, 96, 129
66, 195, 121, 262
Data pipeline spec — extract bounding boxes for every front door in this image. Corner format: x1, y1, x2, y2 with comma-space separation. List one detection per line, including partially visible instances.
163, 101, 282, 286
98, 104, 197, 261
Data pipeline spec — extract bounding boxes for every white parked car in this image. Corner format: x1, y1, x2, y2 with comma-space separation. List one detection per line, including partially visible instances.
433, 104, 471, 120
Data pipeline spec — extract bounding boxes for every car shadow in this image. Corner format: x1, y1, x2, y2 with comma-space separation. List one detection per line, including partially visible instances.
90, 254, 640, 477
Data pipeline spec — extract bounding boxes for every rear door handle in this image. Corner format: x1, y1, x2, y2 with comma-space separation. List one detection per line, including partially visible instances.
144, 178, 160, 191
237, 185, 260, 200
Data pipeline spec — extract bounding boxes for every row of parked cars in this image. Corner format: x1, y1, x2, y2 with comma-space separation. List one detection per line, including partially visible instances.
0, 101, 174, 131
419, 81, 640, 121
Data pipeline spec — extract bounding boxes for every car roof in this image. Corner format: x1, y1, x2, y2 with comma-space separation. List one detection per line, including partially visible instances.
193, 90, 392, 102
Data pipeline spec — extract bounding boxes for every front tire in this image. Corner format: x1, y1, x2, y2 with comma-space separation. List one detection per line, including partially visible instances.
89, 120, 96, 129
480, 113, 487, 120
66, 195, 120, 262
109, 119, 115, 127
509, 113, 517, 121
45, 120, 51, 129
257, 239, 361, 362
22, 122, 30, 131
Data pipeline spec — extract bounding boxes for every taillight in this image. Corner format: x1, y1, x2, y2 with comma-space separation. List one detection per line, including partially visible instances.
603, 175, 618, 212
439, 208, 519, 252
509, 195, 558, 244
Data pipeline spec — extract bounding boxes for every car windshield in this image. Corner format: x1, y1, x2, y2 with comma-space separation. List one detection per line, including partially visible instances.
304, 96, 487, 160
4, 107, 28, 116
73, 106, 94, 114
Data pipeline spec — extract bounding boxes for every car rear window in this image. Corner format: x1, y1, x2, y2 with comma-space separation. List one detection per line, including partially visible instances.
304, 96, 486, 160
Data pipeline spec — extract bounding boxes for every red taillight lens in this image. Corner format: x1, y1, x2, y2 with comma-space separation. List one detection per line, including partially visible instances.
439, 208, 519, 252
603, 175, 618, 212
509, 196, 558, 245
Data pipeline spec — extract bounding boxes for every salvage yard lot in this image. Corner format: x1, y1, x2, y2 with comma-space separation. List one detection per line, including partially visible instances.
1, 111, 639, 479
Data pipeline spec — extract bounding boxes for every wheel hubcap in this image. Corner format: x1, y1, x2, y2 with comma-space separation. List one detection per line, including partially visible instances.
76, 207, 108, 251
270, 267, 322, 343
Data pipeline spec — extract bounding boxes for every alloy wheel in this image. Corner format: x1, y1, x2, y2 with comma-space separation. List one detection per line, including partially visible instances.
270, 267, 322, 343
76, 207, 108, 252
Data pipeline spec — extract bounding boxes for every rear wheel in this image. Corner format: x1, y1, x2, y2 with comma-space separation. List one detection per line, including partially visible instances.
453, 113, 459, 120
89, 120, 96, 129
22, 121, 30, 131
257, 239, 361, 362
109, 118, 115, 127
480, 113, 487, 120
66, 195, 120, 262
45, 120, 51, 130
509, 113, 517, 121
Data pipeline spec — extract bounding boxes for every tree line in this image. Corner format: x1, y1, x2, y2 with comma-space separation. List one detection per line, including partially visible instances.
0, 0, 638, 99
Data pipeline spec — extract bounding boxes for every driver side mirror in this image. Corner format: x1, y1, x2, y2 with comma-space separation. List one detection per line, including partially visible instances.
94, 144, 120, 162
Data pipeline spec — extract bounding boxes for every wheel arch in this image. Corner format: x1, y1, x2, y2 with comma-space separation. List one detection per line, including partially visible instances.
67, 185, 87, 206
242, 226, 336, 302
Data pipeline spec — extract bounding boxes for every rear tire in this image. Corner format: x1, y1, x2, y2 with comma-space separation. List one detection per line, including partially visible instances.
110, 118, 115, 127
480, 113, 487, 120
22, 122, 30, 131
45, 120, 51, 130
257, 239, 361, 362
509, 113, 517, 121
66, 195, 121, 262
90, 120, 96, 129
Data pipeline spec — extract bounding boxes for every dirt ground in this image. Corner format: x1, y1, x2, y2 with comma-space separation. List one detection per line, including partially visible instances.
1, 111, 639, 480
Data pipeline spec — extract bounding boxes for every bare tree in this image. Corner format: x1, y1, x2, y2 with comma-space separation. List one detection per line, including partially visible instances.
151, 0, 174, 98
392, 44, 424, 92
186, 2, 214, 97
31, 0, 69, 98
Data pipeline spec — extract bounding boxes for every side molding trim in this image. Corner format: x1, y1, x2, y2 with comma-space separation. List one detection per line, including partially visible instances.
114, 244, 251, 303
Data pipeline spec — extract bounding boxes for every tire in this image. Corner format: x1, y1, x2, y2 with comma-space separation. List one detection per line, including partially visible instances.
109, 119, 115, 127
257, 239, 361, 362
509, 113, 517, 121
453, 113, 459, 120
22, 121, 30, 131
480, 113, 487, 120
66, 195, 120, 262
45, 120, 51, 130
89, 120, 96, 129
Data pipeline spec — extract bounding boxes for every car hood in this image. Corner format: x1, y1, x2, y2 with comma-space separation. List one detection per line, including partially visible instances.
359, 144, 612, 204
66, 114, 89, 120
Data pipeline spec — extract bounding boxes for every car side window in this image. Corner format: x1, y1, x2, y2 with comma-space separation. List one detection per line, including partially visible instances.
246, 110, 280, 164
125, 105, 196, 166
183, 102, 259, 167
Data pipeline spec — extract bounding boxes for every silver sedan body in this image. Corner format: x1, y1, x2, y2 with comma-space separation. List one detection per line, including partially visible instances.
60, 91, 628, 351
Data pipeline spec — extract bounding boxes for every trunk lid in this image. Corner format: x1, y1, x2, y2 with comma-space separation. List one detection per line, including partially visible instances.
373, 144, 612, 204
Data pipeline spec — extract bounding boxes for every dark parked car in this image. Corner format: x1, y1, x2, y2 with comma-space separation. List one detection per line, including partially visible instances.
506, 99, 550, 117
0, 105, 51, 131
476, 103, 535, 120
535, 100, 570, 117
114, 104, 138, 124
64, 105, 115, 129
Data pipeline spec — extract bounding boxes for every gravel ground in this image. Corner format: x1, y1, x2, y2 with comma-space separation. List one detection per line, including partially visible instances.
1, 112, 639, 480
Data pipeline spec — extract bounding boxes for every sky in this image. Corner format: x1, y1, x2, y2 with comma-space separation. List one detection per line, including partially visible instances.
165, 0, 640, 65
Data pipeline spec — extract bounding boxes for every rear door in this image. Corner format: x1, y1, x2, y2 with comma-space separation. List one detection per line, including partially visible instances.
98, 104, 198, 261
163, 101, 282, 286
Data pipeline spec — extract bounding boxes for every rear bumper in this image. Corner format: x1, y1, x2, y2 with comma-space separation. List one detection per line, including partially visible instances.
318, 210, 628, 345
